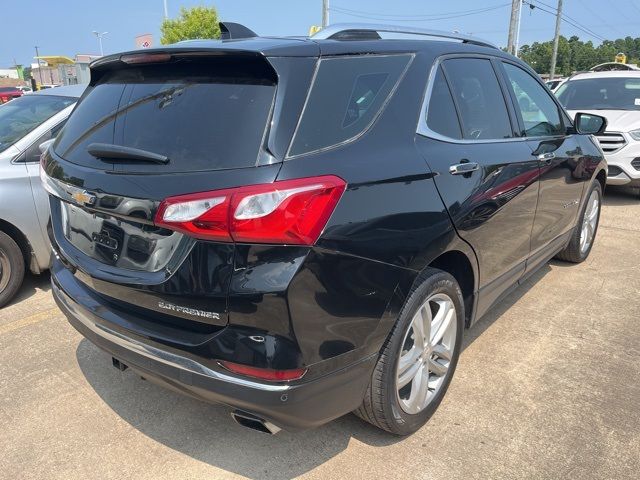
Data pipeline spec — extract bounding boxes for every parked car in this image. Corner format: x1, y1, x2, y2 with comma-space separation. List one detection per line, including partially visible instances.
0, 86, 23, 104
42, 23, 607, 435
545, 77, 566, 91
0, 84, 84, 307
16, 86, 33, 95
556, 71, 640, 194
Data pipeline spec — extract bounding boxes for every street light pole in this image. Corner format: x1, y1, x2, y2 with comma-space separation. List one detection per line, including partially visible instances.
163, 0, 169, 19
34, 46, 44, 86
92, 31, 109, 56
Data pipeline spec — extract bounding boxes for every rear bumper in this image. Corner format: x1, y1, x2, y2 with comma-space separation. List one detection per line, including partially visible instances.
52, 266, 375, 431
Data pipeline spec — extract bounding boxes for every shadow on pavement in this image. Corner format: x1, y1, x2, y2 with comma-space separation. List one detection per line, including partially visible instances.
603, 185, 639, 205
7, 271, 50, 307
76, 338, 401, 480
462, 263, 551, 349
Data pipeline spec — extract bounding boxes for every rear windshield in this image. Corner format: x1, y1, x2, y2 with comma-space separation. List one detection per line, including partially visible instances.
287, 54, 412, 158
0, 94, 75, 152
556, 77, 640, 110
54, 58, 276, 172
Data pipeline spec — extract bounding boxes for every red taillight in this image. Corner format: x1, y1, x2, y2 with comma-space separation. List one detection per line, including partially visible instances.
155, 175, 346, 245
220, 361, 307, 381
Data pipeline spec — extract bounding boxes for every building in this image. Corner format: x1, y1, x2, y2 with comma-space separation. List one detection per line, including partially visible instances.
31, 54, 101, 87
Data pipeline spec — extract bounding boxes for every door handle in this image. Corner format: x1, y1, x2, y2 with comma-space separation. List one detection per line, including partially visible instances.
449, 162, 479, 175
537, 152, 555, 163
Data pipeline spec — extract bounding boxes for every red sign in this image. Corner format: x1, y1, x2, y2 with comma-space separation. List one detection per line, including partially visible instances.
135, 34, 153, 49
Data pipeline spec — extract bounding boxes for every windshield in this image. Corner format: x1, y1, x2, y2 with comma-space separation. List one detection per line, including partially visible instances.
0, 94, 75, 152
556, 77, 640, 110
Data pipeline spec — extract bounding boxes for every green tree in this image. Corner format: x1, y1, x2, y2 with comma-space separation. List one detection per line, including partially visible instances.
160, 6, 221, 45
520, 35, 640, 75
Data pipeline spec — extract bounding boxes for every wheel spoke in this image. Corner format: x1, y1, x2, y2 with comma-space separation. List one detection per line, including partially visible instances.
430, 300, 454, 347
398, 345, 421, 378
432, 343, 453, 362
397, 358, 421, 389
428, 358, 448, 377
411, 304, 431, 349
406, 364, 429, 412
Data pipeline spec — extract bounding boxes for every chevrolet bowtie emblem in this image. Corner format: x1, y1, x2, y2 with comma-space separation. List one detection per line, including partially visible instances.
72, 190, 96, 206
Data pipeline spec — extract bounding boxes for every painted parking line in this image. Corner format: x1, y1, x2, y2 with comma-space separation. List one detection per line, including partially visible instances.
0, 308, 61, 336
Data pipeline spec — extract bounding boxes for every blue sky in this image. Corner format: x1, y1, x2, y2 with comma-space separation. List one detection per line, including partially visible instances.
2, 0, 640, 67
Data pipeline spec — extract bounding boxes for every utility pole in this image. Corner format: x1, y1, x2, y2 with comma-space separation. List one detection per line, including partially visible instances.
549, 0, 563, 80
163, 0, 169, 19
514, 0, 524, 57
507, 0, 521, 55
34, 46, 44, 87
322, 0, 329, 28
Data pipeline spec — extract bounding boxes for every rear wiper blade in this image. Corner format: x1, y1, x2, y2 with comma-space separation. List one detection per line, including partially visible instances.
87, 143, 169, 164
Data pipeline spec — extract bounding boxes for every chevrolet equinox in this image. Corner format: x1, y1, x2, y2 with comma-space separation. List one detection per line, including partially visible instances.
42, 23, 607, 435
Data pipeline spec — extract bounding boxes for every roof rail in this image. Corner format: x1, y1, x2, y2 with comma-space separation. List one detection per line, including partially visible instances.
311, 23, 497, 49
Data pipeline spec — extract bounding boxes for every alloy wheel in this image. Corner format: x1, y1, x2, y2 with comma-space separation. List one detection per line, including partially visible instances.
580, 189, 600, 255
396, 293, 457, 414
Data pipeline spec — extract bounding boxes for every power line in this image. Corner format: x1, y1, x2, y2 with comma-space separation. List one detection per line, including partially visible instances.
331, 3, 510, 20
523, 1, 606, 41
628, 0, 640, 16
527, 0, 606, 41
579, 1, 626, 38
330, 4, 511, 23
536, 0, 622, 38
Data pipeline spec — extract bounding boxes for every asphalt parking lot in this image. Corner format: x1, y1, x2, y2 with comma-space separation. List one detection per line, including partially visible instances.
1, 186, 639, 480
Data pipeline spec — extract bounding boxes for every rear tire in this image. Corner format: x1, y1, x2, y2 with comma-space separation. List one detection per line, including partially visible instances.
0, 231, 25, 308
354, 268, 464, 435
555, 181, 602, 263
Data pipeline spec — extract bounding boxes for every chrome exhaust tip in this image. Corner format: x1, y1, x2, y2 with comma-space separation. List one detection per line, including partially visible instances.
231, 410, 281, 435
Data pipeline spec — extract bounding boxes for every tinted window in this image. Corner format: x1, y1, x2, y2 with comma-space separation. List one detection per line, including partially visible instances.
426, 67, 462, 139
556, 77, 640, 110
0, 94, 75, 152
289, 54, 412, 157
503, 63, 563, 136
443, 58, 512, 140
55, 58, 276, 172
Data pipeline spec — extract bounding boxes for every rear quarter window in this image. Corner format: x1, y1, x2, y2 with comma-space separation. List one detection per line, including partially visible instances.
287, 54, 413, 158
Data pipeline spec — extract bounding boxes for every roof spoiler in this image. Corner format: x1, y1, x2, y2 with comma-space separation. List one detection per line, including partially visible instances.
219, 22, 258, 40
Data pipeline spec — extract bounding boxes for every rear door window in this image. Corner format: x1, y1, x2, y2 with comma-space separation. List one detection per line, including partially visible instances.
54, 58, 276, 173
288, 54, 412, 158
442, 58, 513, 140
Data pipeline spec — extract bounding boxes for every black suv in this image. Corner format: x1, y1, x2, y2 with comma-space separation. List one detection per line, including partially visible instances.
42, 24, 607, 435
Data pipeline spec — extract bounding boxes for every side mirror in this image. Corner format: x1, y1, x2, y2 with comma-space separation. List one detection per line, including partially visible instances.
38, 138, 55, 154
574, 112, 607, 135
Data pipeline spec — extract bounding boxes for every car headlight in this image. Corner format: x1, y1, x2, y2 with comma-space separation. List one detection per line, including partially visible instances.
629, 129, 640, 141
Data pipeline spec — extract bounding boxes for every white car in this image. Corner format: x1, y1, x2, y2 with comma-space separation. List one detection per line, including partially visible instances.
0, 84, 85, 307
556, 71, 640, 192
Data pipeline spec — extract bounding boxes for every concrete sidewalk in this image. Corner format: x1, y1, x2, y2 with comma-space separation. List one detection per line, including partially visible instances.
1, 187, 638, 480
